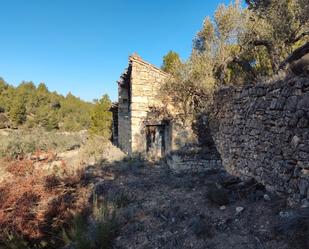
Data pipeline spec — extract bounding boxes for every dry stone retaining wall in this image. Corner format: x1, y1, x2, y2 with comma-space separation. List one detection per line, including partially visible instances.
212, 76, 309, 206
167, 157, 222, 174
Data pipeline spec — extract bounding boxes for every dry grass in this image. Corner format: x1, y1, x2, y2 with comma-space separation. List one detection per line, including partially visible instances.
0, 129, 123, 248
0, 129, 119, 179
0, 158, 119, 248
0, 155, 90, 247
0, 129, 87, 159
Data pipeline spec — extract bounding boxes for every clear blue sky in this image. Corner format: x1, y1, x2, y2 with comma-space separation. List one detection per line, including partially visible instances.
0, 0, 232, 102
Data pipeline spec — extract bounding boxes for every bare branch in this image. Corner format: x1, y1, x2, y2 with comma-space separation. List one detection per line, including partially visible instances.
292, 31, 309, 44
216, 55, 257, 84
233, 56, 257, 79
279, 42, 309, 70
250, 40, 280, 72
250, 40, 271, 47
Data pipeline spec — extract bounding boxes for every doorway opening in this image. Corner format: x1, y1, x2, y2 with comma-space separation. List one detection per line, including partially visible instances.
146, 125, 166, 158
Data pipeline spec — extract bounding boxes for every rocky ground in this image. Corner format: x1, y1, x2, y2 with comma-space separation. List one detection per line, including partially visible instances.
85, 158, 309, 249
1, 129, 308, 249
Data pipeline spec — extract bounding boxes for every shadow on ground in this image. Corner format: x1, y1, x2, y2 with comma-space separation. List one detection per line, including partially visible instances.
80, 156, 309, 249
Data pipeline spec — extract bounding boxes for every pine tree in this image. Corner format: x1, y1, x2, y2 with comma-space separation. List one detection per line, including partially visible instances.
161, 51, 181, 74
35, 105, 59, 130
89, 94, 112, 138
0, 78, 95, 130
9, 95, 26, 126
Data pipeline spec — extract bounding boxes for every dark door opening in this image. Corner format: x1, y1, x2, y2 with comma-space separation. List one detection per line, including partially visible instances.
146, 125, 166, 158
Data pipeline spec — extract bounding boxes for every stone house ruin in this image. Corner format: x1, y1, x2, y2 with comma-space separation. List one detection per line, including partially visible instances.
112, 53, 309, 207
114, 54, 195, 158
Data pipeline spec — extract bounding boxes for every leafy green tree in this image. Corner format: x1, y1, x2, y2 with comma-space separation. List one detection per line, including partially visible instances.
0, 79, 14, 113
161, 0, 309, 122
89, 95, 112, 138
9, 95, 26, 126
34, 105, 59, 130
59, 92, 94, 131
161, 1, 244, 117
16, 81, 37, 114
160, 51, 216, 119
193, 1, 249, 84
193, 0, 309, 84
37, 82, 49, 93
0, 78, 6, 93
161, 51, 182, 74
242, 0, 309, 73
0, 78, 7, 111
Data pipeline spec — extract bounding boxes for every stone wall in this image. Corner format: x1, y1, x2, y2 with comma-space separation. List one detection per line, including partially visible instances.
118, 64, 132, 154
212, 76, 309, 206
117, 54, 198, 157
110, 103, 119, 146
129, 55, 170, 153
167, 146, 222, 173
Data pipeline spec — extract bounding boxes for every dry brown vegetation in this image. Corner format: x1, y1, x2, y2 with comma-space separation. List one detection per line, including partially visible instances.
0, 154, 89, 247
0, 130, 125, 249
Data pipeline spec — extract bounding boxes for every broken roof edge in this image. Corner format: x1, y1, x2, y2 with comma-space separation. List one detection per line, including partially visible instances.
129, 53, 170, 77
117, 63, 132, 85
117, 53, 171, 86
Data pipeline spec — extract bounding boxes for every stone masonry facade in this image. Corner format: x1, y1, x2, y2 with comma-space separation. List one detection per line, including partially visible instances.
212, 76, 309, 206
117, 54, 195, 157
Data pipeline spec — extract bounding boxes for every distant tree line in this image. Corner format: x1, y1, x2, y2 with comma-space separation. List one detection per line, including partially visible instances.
0, 78, 112, 137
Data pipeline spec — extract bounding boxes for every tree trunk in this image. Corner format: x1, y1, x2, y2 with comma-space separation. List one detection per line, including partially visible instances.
250, 40, 281, 72
279, 42, 309, 71
215, 56, 257, 84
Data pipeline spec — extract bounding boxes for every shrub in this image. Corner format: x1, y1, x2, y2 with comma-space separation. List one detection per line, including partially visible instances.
0, 113, 10, 129
1, 231, 51, 249
111, 191, 131, 208
0, 129, 86, 159
6, 159, 35, 177
78, 135, 109, 164
89, 95, 112, 138
0, 130, 118, 248
9, 96, 26, 126
0, 167, 89, 248
63, 194, 118, 249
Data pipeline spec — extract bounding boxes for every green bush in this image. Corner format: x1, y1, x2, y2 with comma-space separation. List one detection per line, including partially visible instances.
63, 195, 118, 249
89, 95, 112, 138
1, 231, 51, 249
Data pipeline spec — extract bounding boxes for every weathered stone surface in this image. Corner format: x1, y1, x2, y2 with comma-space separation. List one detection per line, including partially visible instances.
212, 76, 309, 206
117, 54, 196, 157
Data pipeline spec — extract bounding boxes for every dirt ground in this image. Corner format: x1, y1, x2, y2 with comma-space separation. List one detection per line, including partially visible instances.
85, 158, 307, 249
